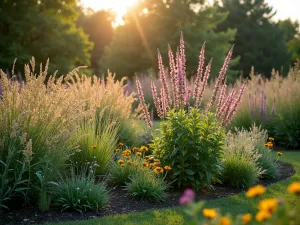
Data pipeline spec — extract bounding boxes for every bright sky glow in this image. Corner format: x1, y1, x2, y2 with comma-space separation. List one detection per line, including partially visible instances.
81, 0, 300, 26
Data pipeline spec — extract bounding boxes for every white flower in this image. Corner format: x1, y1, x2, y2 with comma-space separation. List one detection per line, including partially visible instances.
76, 187, 80, 190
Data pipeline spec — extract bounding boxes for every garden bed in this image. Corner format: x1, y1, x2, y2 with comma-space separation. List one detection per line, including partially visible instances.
0, 161, 295, 225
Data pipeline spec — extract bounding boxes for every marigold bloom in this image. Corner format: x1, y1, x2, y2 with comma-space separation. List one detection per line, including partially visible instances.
136, 152, 142, 156
122, 150, 131, 156
264, 143, 268, 147
154, 167, 164, 174
277, 152, 282, 157
154, 161, 160, 165
255, 210, 271, 222
164, 165, 172, 171
117, 159, 124, 165
258, 198, 278, 213
242, 214, 251, 224
150, 163, 155, 168
140, 146, 149, 151
144, 156, 151, 160
132, 147, 139, 152
220, 217, 231, 225
202, 208, 217, 220
120, 163, 125, 167
288, 182, 300, 195
269, 137, 274, 141
119, 143, 124, 147
267, 142, 273, 147
142, 161, 149, 167
246, 185, 266, 197
115, 148, 121, 152
92, 145, 96, 149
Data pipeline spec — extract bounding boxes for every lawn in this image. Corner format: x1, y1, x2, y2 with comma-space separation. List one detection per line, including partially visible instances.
45, 151, 300, 225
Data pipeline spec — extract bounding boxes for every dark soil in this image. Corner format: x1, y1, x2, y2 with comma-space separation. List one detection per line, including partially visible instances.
0, 161, 295, 225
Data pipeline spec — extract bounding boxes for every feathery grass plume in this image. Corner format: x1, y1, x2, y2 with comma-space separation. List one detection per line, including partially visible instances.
208, 46, 234, 110
158, 50, 171, 106
151, 81, 162, 118
271, 97, 276, 116
217, 84, 237, 119
224, 82, 247, 124
168, 45, 177, 108
193, 42, 206, 100
136, 79, 152, 127
195, 59, 212, 108
160, 87, 167, 118
248, 93, 252, 115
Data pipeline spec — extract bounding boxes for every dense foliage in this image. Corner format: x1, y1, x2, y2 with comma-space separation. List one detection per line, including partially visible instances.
151, 109, 225, 190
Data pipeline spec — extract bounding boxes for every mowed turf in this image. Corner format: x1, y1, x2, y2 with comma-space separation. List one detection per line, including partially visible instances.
45, 151, 300, 225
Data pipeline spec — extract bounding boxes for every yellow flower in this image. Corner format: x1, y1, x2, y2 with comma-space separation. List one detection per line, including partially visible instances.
142, 161, 149, 167
255, 210, 271, 222
246, 185, 266, 197
267, 142, 273, 147
122, 149, 131, 156
120, 163, 125, 167
264, 143, 269, 147
115, 148, 121, 152
269, 137, 274, 141
220, 216, 231, 225
288, 182, 300, 195
202, 208, 217, 220
117, 159, 124, 165
132, 147, 139, 152
136, 152, 142, 156
92, 145, 96, 149
277, 152, 282, 157
140, 146, 149, 151
241, 214, 251, 224
164, 165, 172, 171
154, 167, 164, 174
119, 143, 124, 147
144, 156, 151, 160
149, 163, 155, 168
128, 161, 133, 165
258, 198, 278, 213
154, 161, 160, 165
124, 156, 130, 160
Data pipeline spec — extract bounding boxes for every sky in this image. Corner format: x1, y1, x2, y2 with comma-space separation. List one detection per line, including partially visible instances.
81, 0, 300, 25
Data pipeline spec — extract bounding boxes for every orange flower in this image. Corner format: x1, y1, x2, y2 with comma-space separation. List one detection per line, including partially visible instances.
268, 137, 274, 141
246, 185, 266, 197
142, 161, 149, 167
149, 163, 155, 168
132, 147, 139, 152
124, 156, 130, 160
136, 152, 142, 156
264, 143, 269, 147
120, 163, 125, 167
122, 149, 131, 156
115, 148, 121, 152
277, 152, 282, 157
154, 161, 160, 165
288, 182, 300, 195
117, 159, 124, 165
220, 217, 231, 225
119, 143, 124, 147
154, 167, 164, 174
128, 161, 133, 165
255, 210, 271, 222
92, 145, 96, 149
202, 208, 217, 220
241, 214, 251, 224
144, 156, 151, 160
164, 165, 172, 171
133, 162, 138, 167
267, 142, 273, 147
258, 198, 278, 213
140, 146, 148, 151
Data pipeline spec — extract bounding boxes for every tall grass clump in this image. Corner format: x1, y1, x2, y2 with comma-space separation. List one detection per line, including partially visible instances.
230, 62, 300, 148
222, 125, 277, 188
0, 58, 84, 208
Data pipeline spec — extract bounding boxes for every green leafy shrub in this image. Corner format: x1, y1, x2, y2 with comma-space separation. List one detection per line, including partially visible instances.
51, 165, 108, 214
151, 108, 225, 190
125, 169, 169, 202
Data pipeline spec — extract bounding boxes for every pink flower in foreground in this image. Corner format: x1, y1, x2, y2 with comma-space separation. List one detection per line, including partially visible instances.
179, 188, 195, 205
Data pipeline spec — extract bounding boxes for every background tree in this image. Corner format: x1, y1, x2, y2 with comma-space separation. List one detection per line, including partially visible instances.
279, 19, 300, 64
217, 0, 291, 77
77, 8, 115, 73
101, 0, 238, 81
0, 0, 93, 75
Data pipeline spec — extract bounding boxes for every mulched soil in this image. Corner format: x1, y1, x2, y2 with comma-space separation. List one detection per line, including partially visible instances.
0, 161, 295, 225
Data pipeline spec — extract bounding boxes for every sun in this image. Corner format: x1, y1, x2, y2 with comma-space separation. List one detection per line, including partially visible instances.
81, 0, 139, 26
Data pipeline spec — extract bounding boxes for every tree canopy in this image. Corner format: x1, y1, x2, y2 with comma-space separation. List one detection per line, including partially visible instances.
217, 0, 291, 77
0, 0, 93, 75
101, 0, 238, 81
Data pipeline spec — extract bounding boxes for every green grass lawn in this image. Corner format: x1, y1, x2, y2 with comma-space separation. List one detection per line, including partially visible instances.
45, 151, 300, 225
